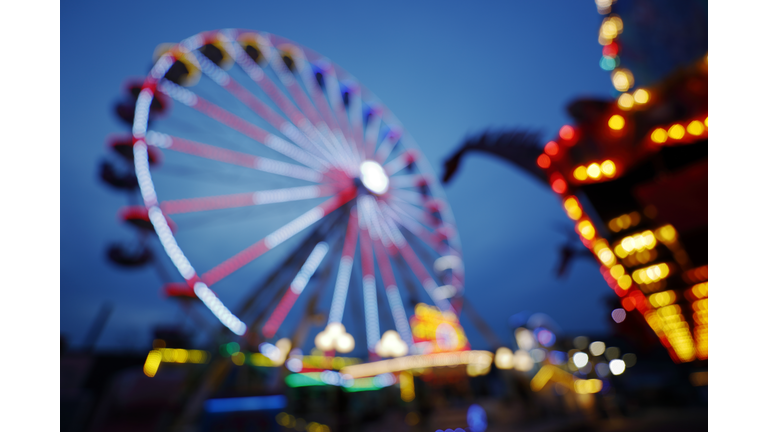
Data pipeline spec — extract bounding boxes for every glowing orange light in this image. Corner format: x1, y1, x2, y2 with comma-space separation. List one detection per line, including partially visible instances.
552, 179, 567, 194
704, 117, 708, 127
537, 154, 551, 168
687, 120, 704, 136
559, 125, 575, 141
617, 275, 632, 290
611, 69, 634, 92
573, 166, 588, 181
586, 163, 602, 179
651, 128, 667, 143
601, 160, 616, 177
608, 115, 625, 130
617, 93, 634, 110
578, 221, 595, 240
633, 89, 649, 104
544, 141, 559, 156
563, 197, 583, 220
668, 124, 685, 140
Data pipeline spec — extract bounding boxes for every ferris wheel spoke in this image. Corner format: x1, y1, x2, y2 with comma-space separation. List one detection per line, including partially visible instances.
372, 203, 453, 312
220, 35, 347, 170
159, 185, 339, 215
322, 65, 354, 144
372, 236, 414, 346
200, 187, 355, 286
327, 209, 359, 325
358, 203, 381, 352
383, 150, 418, 176
374, 129, 402, 163
145, 131, 324, 183
261, 241, 330, 338
387, 188, 427, 206
346, 84, 365, 161
292, 51, 360, 164
363, 108, 383, 160
191, 50, 340, 171
260, 40, 358, 170
388, 174, 429, 190
157, 80, 327, 173
386, 195, 441, 228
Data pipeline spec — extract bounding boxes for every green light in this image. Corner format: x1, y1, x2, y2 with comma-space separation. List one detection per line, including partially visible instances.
600, 56, 617, 71
226, 342, 240, 355
285, 373, 325, 388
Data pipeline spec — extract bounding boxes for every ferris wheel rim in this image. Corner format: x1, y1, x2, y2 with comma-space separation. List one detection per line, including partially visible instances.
130, 28, 466, 348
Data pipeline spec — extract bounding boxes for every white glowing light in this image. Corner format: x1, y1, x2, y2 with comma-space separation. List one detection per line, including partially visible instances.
133, 141, 158, 206
132, 89, 154, 138
314, 323, 355, 353
158, 80, 199, 107
265, 207, 324, 249
494, 347, 515, 369
573, 352, 589, 368
254, 158, 323, 182
375, 330, 409, 358
609, 359, 626, 375
289, 242, 329, 294
589, 341, 606, 356
286, 358, 303, 372
339, 350, 494, 378
363, 274, 380, 350
385, 285, 413, 345
513, 350, 534, 372
148, 206, 195, 280
328, 256, 354, 324
192, 50, 231, 86
360, 160, 389, 194
253, 186, 321, 205
194, 282, 246, 335
434, 255, 464, 273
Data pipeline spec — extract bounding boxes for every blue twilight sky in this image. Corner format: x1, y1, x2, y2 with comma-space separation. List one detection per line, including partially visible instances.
61, 0, 618, 353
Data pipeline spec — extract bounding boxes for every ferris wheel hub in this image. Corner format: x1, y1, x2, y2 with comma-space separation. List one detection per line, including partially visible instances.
359, 160, 389, 194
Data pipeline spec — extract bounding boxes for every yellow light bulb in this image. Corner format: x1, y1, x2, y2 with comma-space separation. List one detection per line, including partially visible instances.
651, 128, 668, 143
668, 124, 685, 140
573, 166, 588, 181
601, 160, 616, 176
587, 163, 602, 179
608, 115, 625, 130
617, 93, 634, 110
633, 89, 649, 104
687, 120, 704, 136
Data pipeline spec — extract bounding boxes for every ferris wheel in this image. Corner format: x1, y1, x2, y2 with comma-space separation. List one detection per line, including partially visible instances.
130, 28, 465, 356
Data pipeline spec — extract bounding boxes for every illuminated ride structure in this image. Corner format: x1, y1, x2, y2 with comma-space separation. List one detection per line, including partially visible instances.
127, 28, 468, 347
444, 0, 707, 366
97, 28, 504, 430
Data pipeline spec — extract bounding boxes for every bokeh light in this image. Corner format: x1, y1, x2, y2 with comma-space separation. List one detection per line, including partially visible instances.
589, 341, 606, 356
668, 124, 685, 139
573, 352, 589, 368
573, 166, 588, 181
651, 128, 668, 143
617, 93, 634, 110
633, 88, 649, 104
608, 115, 625, 130
611, 69, 634, 92
611, 308, 626, 323
609, 359, 626, 375
687, 120, 704, 135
